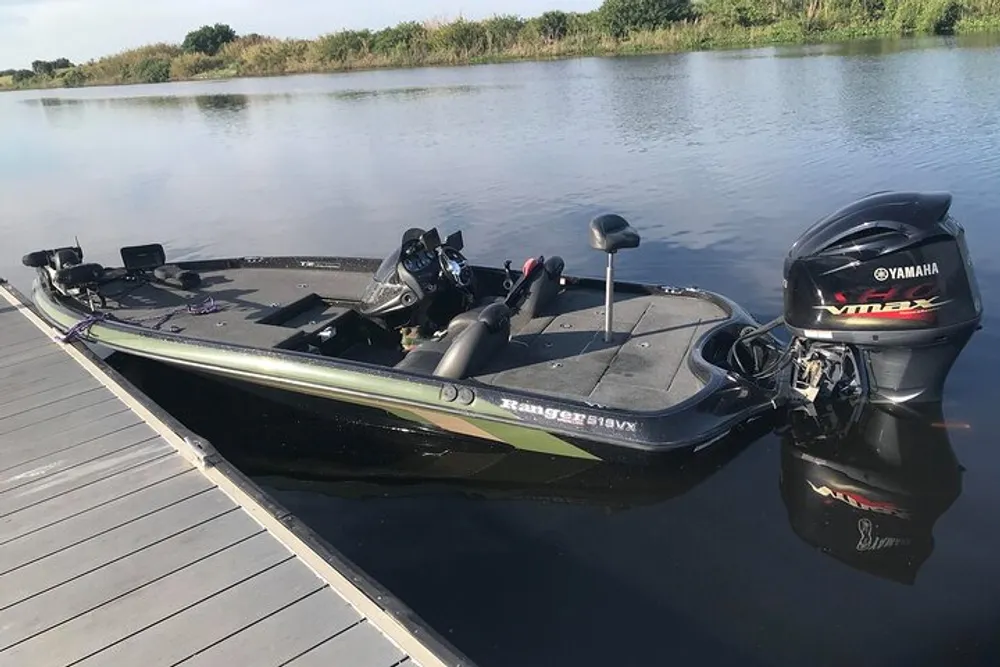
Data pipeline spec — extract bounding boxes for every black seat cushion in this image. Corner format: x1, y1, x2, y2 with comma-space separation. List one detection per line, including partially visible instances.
396, 302, 512, 380
394, 337, 452, 376
589, 214, 641, 253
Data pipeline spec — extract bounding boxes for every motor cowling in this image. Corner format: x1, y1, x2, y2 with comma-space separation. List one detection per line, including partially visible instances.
783, 191, 982, 403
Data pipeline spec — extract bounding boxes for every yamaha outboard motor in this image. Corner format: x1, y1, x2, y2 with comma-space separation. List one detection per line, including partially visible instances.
783, 191, 982, 404
779, 400, 963, 585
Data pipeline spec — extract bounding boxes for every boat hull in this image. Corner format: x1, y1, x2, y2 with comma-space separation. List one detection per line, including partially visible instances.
29, 261, 781, 463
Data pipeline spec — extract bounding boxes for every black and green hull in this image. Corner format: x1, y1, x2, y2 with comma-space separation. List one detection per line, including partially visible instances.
29, 257, 781, 463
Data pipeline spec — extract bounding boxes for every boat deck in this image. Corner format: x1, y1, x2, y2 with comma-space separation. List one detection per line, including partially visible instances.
97, 267, 374, 350
477, 289, 727, 411
0, 281, 465, 667
86, 263, 728, 412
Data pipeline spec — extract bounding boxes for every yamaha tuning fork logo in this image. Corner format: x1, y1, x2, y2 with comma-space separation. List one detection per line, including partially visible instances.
874, 263, 939, 282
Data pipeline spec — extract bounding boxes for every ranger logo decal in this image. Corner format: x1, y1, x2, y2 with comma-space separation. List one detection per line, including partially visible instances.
500, 399, 638, 432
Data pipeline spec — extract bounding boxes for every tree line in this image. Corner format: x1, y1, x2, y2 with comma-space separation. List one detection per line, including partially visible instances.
1, 58, 75, 83
3, 0, 998, 90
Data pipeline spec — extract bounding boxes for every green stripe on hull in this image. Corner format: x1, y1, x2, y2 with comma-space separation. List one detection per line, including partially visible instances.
382, 407, 437, 426
465, 417, 601, 461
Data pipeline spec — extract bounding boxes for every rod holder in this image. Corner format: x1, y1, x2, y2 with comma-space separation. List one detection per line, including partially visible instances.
604, 252, 615, 343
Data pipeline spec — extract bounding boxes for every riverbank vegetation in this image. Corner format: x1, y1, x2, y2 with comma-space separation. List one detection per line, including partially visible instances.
4, 0, 1000, 90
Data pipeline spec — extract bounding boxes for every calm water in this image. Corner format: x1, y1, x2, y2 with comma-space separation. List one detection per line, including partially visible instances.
5, 33, 1000, 666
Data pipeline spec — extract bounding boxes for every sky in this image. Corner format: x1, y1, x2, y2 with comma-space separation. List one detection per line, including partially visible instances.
0, 0, 601, 69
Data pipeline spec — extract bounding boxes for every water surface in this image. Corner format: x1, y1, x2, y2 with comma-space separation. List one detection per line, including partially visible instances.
4, 33, 1000, 667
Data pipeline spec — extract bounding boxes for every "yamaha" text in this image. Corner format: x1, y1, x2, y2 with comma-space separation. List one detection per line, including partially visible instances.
874, 262, 940, 281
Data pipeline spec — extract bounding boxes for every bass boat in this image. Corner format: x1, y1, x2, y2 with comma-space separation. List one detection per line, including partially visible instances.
21, 191, 983, 462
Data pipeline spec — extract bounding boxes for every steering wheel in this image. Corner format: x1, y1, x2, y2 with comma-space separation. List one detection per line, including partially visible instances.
438, 245, 473, 288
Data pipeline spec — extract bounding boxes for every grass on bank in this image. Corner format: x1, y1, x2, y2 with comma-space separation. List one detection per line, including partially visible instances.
4, 0, 1000, 91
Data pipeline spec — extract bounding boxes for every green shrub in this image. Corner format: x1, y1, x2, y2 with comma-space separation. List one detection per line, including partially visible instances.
702, 0, 776, 26
170, 53, 225, 78
433, 19, 488, 55
600, 0, 693, 37
182, 23, 238, 55
61, 67, 86, 87
134, 57, 171, 83
371, 21, 428, 54
482, 14, 527, 50
918, 0, 963, 31
567, 11, 602, 34
539, 10, 570, 40
31, 60, 55, 76
313, 30, 372, 62
236, 39, 310, 75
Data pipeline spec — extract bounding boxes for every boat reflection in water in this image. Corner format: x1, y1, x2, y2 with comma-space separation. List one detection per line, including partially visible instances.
109, 351, 779, 506
109, 353, 964, 584
110, 349, 792, 503
778, 399, 964, 585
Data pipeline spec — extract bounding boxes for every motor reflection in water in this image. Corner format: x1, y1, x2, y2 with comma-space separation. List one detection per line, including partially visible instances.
778, 399, 963, 585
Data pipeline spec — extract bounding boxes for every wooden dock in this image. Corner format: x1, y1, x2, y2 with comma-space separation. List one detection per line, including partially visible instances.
0, 279, 471, 667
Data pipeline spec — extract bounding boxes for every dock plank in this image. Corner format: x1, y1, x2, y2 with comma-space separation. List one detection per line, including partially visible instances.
0, 340, 64, 367
0, 325, 50, 349
0, 375, 101, 419
0, 335, 53, 360
289, 621, 409, 667
0, 470, 213, 575
0, 438, 172, 516
72, 558, 326, 667
0, 407, 140, 472
0, 370, 104, 407
0, 422, 159, 494
0, 386, 118, 437
0, 532, 298, 666
0, 510, 264, 650
0, 455, 193, 543
0, 338, 59, 366
0, 400, 132, 452
0, 488, 237, 609
178, 587, 363, 667
0, 347, 68, 381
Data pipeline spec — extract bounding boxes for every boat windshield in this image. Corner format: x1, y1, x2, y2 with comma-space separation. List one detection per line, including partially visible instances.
374, 248, 401, 283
